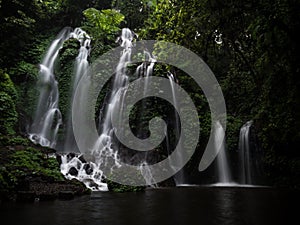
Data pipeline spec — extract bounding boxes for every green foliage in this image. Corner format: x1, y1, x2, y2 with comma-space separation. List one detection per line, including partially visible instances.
0, 71, 18, 135
112, 0, 155, 30
10, 61, 38, 84
141, 0, 300, 186
56, 38, 80, 118
5, 60, 37, 133
4, 148, 64, 187
0, 70, 18, 101
106, 178, 145, 192
226, 116, 243, 152
0, 0, 65, 67
81, 7, 125, 60
106, 177, 145, 193
0, 0, 298, 188
11, 33, 60, 126
0, 136, 30, 147
0, 147, 64, 193
83, 8, 124, 40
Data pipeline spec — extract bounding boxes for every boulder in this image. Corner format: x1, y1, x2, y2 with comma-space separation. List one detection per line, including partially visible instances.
68, 167, 78, 176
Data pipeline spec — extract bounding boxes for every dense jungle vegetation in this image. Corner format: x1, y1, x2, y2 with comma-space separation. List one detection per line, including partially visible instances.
0, 0, 299, 197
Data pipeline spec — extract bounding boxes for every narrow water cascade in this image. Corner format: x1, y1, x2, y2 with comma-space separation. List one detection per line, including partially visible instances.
214, 121, 232, 185
139, 162, 157, 187
238, 120, 253, 184
134, 49, 158, 187
64, 28, 91, 153
29, 27, 72, 148
91, 28, 134, 173
238, 120, 265, 186
134, 50, 156, 139
166, 72, 185, 186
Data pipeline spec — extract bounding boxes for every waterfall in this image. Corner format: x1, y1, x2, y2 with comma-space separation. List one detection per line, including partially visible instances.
92, 28, 133, 171
215, 121, 232, 185
60, 153, 108, 191
29, 27, 91, 150
30, 27, 211, 190
91, 28, 158, 187
28, 27, 102, 190
166, 72, 185, 185
29, 27, 71, 148
134, 49, 158, 187
30, 27, 161, 190
139, 162, 157, 188
64, 28, 91, 153
238, 120, 253, 184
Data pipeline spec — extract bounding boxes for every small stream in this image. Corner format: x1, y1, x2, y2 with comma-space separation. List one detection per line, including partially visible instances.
1, 186, 298, 225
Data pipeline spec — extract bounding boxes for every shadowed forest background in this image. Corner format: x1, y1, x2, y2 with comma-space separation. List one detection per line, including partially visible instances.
0, 0, 299, 198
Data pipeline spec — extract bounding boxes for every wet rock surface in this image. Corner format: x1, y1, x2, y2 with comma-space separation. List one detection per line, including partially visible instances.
13, 179, 90, 202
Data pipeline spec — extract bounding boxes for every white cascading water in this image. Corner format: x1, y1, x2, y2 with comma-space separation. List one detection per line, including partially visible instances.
29, 27, 91, 149
166, 72, 185, 185
60, 154, 108, 191
139, 162, 157, 187
37, 28, 260, 189
28, 27, 107, 190
60, 28, 146, 191
238, 120, 253, 184
64, 28, 91, 152
135, 50, 156, 95
91, 28, 157, 188
92, 28, 134, 171
29, 27, 72, 148
215, 121, 232, 185
30, 28, 162, 190
135, 50, 157, 187
56, 28, 110, 191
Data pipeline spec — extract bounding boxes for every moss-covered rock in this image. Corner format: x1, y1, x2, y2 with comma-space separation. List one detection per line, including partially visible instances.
106, 179, 145, 193
0, 142, 90, 201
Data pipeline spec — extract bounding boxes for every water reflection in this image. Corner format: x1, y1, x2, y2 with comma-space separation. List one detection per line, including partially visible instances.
0, 187, 298, 225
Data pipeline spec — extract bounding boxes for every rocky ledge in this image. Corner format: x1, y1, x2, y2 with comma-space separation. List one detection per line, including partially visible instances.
13, 179, 90, 202
0, 136, 91, 202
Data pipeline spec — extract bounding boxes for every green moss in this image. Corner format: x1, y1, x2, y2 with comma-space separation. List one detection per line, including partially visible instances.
10, 61, 38, 83
1, 147, 64, 189
226, 116, 243, 152
0, 70, 18, 135
14, 147, 63, 181
106, 179, 145, 193
0, 136, 30, 147
0, 91, 17, 135
0, 70, 18, 101
56, 38, 80, 119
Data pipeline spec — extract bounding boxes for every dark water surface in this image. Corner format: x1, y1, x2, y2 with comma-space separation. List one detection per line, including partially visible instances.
1, 186, 298, 225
